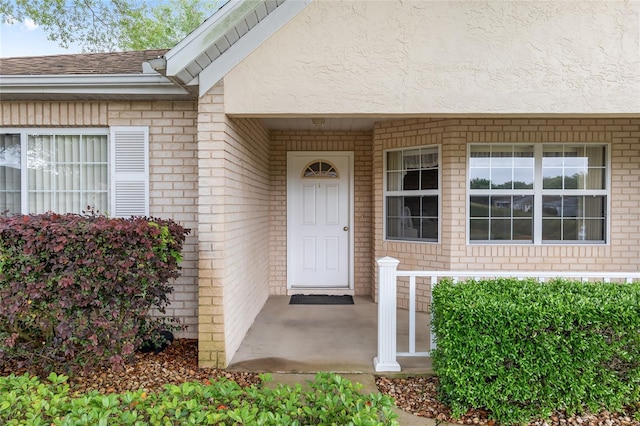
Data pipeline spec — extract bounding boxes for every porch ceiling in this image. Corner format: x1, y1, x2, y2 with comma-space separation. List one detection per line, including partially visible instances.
260, 116, 380, 132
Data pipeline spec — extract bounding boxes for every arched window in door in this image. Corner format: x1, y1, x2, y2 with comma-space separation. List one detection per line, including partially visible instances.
301, 160, 339, 178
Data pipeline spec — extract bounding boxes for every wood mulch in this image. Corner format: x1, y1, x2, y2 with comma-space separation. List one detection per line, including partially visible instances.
2, 339, 638, 425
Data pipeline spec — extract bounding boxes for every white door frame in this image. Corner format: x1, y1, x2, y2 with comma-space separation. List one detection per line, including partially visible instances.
286, 151, 354, 293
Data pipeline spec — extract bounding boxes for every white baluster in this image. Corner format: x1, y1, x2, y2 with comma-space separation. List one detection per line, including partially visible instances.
409, 275, 416, 354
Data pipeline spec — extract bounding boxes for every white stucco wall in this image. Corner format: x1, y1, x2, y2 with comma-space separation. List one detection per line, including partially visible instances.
223, 0, 640, 115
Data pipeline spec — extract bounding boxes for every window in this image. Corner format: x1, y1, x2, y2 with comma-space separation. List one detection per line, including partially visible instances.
302, 160, 339, 178
468, 143, 608, 244
0, 127, 148, 217
385, 146, 439, 242
0, 134, 20, 214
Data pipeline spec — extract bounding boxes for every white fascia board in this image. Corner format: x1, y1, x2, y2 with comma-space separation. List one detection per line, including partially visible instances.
198, 0, 313, 96
164, 0, 264, 77
0, 74, 189, 96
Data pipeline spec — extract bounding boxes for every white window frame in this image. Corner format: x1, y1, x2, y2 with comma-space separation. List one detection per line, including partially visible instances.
383, 144, 441, 243
467, 143, 610, 245
1, 127, 148, 217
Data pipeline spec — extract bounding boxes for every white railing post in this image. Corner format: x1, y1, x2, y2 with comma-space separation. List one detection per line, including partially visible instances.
429, 278, 437, 351
374, 256, 401, 372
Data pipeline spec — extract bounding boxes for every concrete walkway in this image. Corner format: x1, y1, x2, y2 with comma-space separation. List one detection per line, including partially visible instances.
228, 296, 452, 425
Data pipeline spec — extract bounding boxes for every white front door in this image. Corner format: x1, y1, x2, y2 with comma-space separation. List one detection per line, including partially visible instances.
287, 152, 353, 289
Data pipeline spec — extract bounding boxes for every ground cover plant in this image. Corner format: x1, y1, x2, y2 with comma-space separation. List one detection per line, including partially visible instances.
0, 212, 189, 373
431, 277, 640, 425
0, 371, 399, 425
2, 338, 636, 426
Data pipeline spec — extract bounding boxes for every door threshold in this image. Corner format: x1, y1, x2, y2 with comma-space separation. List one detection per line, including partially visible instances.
287, 288, 354, 296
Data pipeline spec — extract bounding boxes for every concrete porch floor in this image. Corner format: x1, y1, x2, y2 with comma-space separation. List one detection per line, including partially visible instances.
228, 295, 433, 374
227, 296, 452, 426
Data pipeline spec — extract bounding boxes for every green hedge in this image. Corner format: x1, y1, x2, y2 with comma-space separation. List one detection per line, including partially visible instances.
0, 213, 189, 372
0, 372, 398, 425
431, 278, 640, 425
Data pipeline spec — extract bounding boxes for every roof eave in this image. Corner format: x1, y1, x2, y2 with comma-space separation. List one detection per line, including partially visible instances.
197, 0, 313, 97
163, 0, 313, 95
164, 0, 262, 76
0, 74, 192, 98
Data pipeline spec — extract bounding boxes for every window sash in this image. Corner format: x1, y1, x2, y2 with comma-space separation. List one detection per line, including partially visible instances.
541, 195, 606, 242
27, 133, 109, 214
386, 195, 439, 241
0, 134, 21, 214
469, 195, 534, 241
469, 144, 534, 190
468, 143, 609, 244
384, 145, 440, 242
1, 130, 110, 215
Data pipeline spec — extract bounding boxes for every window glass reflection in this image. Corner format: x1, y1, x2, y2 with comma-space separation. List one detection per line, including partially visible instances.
0, 134, 21, 215
470, 168, 490, 189
469, 145, 534, 190
386, 195, 438, 242
469, 195, 533, 242
542, 196, 605, 241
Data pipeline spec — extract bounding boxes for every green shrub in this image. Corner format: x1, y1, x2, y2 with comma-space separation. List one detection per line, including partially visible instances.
0, 372, 399, 425
431, 278, 640, 425
0, 212, 189, 372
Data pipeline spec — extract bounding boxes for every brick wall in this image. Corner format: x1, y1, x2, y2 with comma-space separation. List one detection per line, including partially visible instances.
1, 102, 109, 126
196, 84, 272, 367
269, 131, 373, 295
0, 100, 200, 338
6, 101, 638, 363
372, 118, 640, 310
195, 88, 226, 367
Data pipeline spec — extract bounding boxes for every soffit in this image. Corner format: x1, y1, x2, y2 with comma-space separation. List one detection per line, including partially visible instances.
163, 0, 312, 95
165, 0, 286, 84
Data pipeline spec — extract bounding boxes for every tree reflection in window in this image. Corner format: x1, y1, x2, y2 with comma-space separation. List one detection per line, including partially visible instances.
302, 160, 339, 178
469, 143, 607, 243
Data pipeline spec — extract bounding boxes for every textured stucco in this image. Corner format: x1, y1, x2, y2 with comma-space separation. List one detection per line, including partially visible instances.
223, 0, 640, 115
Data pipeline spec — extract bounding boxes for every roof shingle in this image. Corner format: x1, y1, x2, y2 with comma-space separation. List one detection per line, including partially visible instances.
0, 49, 169, 76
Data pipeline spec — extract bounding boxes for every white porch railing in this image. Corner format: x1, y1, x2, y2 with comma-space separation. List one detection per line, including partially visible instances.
373, 256, 640, 372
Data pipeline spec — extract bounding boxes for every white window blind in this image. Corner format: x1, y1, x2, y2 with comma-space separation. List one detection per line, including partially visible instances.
26, 133, 109, 214
0, 134, 21, 214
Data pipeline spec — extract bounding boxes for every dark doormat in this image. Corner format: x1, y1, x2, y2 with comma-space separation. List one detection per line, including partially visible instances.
289, 294, 354, 305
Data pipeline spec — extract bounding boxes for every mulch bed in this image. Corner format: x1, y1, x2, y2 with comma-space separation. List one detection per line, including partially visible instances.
1, 339, 260, 394
376, 375, 640, 426
2, 339, 638, 425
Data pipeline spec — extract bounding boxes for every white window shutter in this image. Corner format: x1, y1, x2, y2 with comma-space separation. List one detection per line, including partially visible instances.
110, 126, 149, 217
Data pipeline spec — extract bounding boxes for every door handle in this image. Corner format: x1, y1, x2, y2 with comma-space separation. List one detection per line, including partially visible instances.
343, 226, 349, 231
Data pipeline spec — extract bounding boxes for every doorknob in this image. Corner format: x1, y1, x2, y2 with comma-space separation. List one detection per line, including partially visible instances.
343, 226, 349, 231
